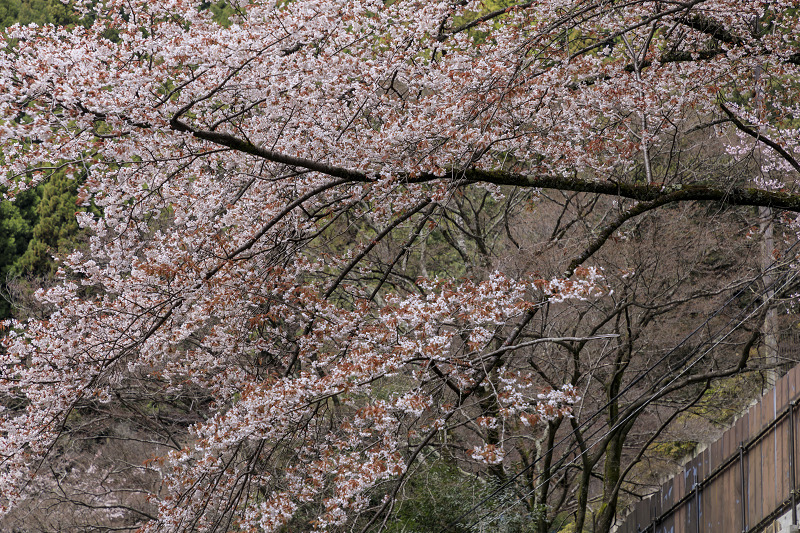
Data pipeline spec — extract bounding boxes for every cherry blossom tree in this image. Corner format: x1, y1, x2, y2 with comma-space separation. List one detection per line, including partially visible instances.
1, 0, 799, 531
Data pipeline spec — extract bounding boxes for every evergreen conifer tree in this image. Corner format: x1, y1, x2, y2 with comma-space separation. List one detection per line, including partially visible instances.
12, 171, 80, 277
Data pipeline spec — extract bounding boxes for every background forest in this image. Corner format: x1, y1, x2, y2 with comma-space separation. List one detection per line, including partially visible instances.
0, 1, 799, 532
0, 0, 83, 319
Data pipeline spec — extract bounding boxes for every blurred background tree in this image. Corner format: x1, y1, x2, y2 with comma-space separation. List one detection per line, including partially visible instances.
0, 0, 78, 27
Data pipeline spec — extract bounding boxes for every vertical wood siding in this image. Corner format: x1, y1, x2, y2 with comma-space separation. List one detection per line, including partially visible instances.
617, 365, 800, 533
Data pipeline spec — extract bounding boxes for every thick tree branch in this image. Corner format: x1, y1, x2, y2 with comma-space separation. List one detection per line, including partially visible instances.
679, 14, 742, 45
169, 119, 800, 214
465, 169, 800, 210
170, 117, 371, 182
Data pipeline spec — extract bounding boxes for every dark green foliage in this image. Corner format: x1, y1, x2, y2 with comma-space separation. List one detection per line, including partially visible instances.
12, 171, 80, 277
0, 170, 86, 320
202, 0, 236, 27
383, 459, 478, 533
0, 0, 78, 28
379, 456, 540, 533
0, 189, 38, 318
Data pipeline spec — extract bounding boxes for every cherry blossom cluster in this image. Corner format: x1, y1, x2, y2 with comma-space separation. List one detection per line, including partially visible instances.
0, 0, 797, 529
